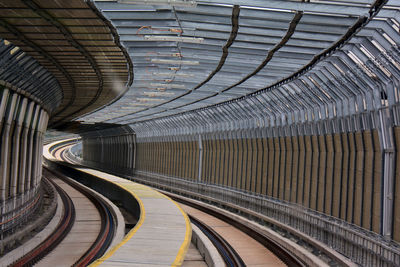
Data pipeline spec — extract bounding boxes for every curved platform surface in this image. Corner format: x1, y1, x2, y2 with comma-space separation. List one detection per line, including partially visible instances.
84, 168, 192, 267
43, 142, 192, 267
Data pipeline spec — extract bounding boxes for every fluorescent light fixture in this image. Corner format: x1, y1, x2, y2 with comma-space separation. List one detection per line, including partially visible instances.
241, 5, 291, 13
151, 27, 196, 31
151, 59, 199, 65
161, 52, 182, 57
143, 91, 175, 96
145, 52, 182, 57
137, 97, 165, 102
124, 102, 153, 106
160, 52, 181, 57
144, 35, 204, 43
149, 83, 186, 89
101, 9, 157, 12
152, 72, 194, 77
118, 0, 197, 6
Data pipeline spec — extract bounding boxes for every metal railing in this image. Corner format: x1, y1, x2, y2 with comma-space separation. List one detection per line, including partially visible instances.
128, 169, 400, 266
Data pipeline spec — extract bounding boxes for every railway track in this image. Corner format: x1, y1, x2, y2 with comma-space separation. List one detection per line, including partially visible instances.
189, 215, 245, 267
11, 166, 116, 266
54, 168, 116, 266
49, 139, 306, 266
171, 195, 306, 267
11, 173, 75, 266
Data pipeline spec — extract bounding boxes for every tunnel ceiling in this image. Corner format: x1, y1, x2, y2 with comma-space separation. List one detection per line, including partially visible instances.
0, 0, 132, 127
1, 0, 399, 134
78, 0, 395, 129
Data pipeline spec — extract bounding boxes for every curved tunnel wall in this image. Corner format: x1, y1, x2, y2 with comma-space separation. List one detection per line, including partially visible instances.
0, 84, 49, 237
79, 6, 400, 264
81, 120, 400, 266
137, 128, 385, 233
81, 119, 400, 265
0, 39, 60, 241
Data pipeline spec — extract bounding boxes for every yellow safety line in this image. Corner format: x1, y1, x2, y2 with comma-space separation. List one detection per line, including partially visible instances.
73, 168, 191, 267
88, 175, 146, 266
167, 197, 192, 267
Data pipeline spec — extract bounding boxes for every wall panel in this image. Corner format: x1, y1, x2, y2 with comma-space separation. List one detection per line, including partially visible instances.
231, 138, 238, 188
285, 136, 293, 201
226, 139, 233, 187
362, 130, 374, 230
354, 131, 364, 227
245, 138, 253, 191
237, 138, 243, 189
202, 138, 209, 183
261, 138, 268, 195
223, 138, 229, 186
297, 135, 305, 205
273, 137, 280, 198
303, 135, 312, 207
256, 138, 263, 194
278, 136, 286, 200
325, 134, 334, 215
250, 138, 257, 192
332, 133, 342, 218
211, 138, 217, 184
267, 137, 274, 197
347, 132, 356, 224
317, 135, 326, 213
310, 135, 319, 210
291, 135, 299, 203
215, 138, 222, 185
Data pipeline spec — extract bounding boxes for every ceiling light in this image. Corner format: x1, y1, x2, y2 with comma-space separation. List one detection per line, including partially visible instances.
145, 52, 182, 57
129, 103, 153, 106
152, 72, 194, 77
149, 83, 186, 89
137, 98, 165, 102
102, 9, 157, 11
151, 59, 199, 65
118, 0, 196, 6
144, 91, 175, 96
143, 35, 204, 43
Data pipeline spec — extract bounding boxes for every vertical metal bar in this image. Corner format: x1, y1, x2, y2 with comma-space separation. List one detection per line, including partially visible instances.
379, 106, 395, 238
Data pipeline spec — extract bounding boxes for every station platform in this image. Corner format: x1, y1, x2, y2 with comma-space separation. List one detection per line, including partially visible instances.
83, 168, 192, 267
43, 142, 192, 266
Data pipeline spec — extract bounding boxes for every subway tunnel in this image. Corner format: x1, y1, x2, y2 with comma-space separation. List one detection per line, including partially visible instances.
1, 0, 400, 265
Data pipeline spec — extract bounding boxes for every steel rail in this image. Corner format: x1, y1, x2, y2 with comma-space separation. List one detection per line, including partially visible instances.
11, 157, 116, 266
189, 215, 245, 267
10, 174, 76, 267
50, 145, 116, 266
167, 194, 306, 267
